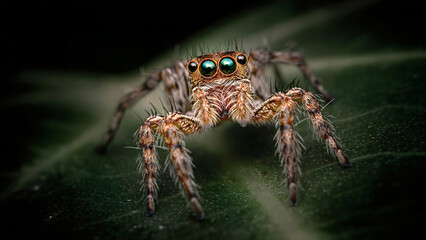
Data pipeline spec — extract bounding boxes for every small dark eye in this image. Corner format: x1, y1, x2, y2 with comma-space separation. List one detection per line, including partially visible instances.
236, 54, 247, 65
219, 57, 236, 74
188, 61, 198, 72
200, 60, 217, 77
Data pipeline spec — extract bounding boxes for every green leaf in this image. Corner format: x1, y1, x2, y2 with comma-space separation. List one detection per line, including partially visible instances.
2, 1, 426, 239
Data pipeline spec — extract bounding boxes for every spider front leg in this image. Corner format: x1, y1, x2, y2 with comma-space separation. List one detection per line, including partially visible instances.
286, 88, 351, 168
253, 87, 350, 204
138, 112, 205, 219
253, 93, 299, 203
138, 116, 161, 216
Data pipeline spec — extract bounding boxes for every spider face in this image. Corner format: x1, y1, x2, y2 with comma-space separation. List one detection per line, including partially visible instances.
187, 51, 249, 86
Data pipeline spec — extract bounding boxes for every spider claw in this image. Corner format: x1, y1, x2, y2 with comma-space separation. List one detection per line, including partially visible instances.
289, 183, 297, 205
190, 197, 205, 220
145, 209, 155, 217
342, 161, 352, 168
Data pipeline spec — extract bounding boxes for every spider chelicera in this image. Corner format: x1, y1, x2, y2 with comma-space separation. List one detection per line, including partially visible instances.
95, 49, 351, 220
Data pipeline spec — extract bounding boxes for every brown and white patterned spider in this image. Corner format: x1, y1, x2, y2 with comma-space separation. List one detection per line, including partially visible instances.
95, 49, 351, 220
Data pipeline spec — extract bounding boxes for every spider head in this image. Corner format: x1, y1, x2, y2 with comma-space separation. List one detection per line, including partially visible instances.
187, 51, 249, 86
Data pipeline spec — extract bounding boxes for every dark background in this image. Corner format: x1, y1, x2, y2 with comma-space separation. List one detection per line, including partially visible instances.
3, 0, 424, 82
2, 1, 271, 77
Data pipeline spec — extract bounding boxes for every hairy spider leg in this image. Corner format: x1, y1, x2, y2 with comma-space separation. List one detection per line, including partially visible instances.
247, 51, 274, 101
270, 51, 334, 101
96, 72, 162, 154
286, 88, 351, 168
139, 113, 205, 219
138, 117, 161, 216
250, 50, 334, 101
253, 92, 299, 203
277, 96, 298, 203
96, 61, 190, 154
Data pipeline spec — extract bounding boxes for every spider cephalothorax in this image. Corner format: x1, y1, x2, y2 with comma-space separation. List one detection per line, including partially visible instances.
96, 48, 350, 220
188, 51, 254, 127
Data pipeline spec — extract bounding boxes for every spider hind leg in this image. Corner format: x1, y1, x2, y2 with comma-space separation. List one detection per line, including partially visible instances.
96, 61, 190, 154
249, 50, 334, 102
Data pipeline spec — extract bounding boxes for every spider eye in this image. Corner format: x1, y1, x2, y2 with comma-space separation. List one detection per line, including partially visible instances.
188, 61, 198, 72
236, 54, 247, 65
219, 57, 236, 74
200, 60, 217, 77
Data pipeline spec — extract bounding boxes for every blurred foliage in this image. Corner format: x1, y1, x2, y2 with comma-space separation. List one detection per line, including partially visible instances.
1, 0, 426, 239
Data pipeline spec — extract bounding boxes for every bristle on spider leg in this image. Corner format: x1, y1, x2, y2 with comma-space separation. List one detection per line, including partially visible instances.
159, 98, 169, 115
132, 109, 144, 124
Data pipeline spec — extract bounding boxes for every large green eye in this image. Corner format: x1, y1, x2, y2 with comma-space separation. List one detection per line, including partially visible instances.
219, 57, 236, 74
200, 60, 217, 77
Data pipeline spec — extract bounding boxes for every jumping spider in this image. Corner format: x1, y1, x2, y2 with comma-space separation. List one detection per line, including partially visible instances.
95, 49, 351, 220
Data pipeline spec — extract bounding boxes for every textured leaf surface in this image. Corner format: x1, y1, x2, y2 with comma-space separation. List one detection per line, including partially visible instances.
2, 1, 425, 239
